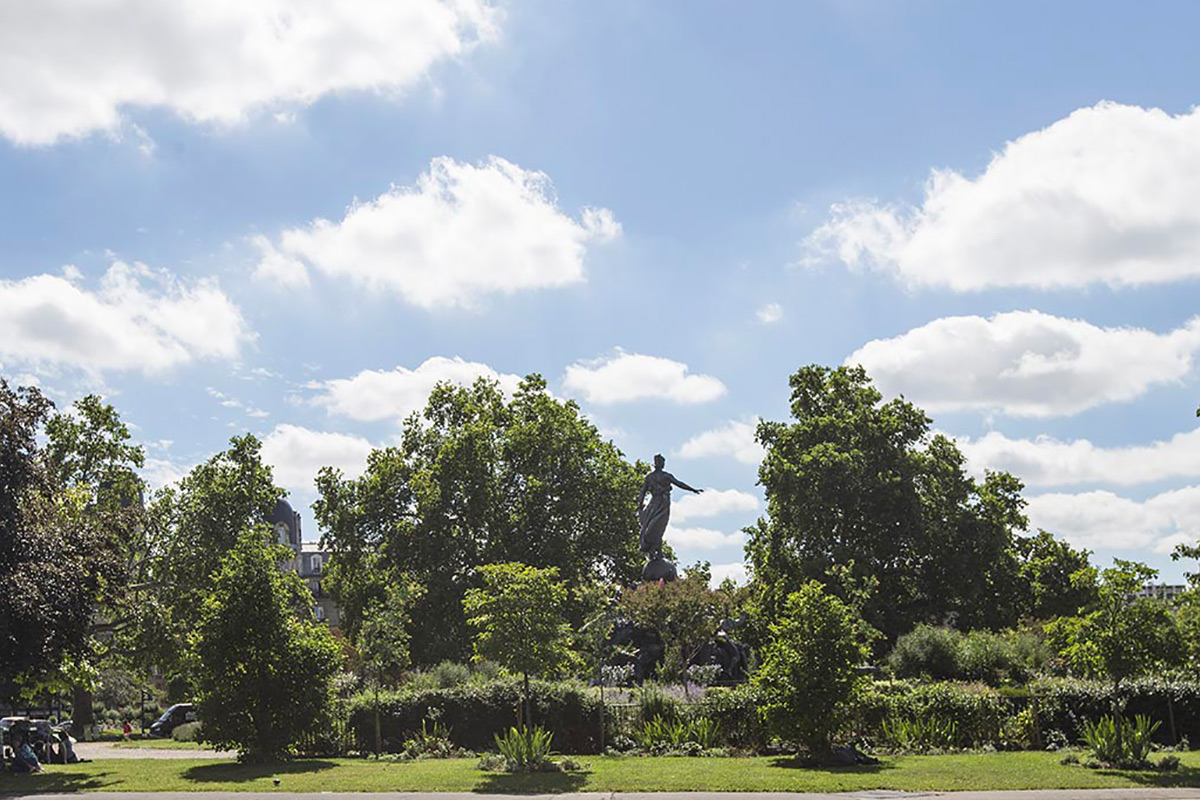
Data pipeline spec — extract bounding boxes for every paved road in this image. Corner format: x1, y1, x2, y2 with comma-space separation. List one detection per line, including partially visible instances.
6, 791, 1200, 800
71, 742, 235, 760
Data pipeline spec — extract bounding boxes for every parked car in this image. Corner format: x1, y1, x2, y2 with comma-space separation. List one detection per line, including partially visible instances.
148, 703, 196, 738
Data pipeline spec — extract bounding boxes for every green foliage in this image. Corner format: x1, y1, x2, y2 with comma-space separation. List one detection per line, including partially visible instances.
400, 714, 463, 759
696, 684, 768, 751
347, 677, 602, 754
171, 722, 202, 742
192, 529, 342, 762
635, 682, 682, 724
1046, 560, 1185, 690
1081, 714, 1159, 767
632, 715, 719, 750
1014, 530, 1096, 620
753, 581, 871, 756
880, 715, 958, 752
463, 563, 574, 728
358, 581, 420, 689
493, 725, 555, 772
0, 380, 121, 697
314, 375, 645, 664
889, 625, 962, 680
746, 365, 1033, 644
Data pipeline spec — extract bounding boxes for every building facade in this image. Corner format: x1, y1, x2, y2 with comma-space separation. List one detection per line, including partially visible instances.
270, 499, 341, 628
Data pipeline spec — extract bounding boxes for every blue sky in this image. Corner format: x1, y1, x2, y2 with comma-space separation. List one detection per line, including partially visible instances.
3, 0, 1200, 583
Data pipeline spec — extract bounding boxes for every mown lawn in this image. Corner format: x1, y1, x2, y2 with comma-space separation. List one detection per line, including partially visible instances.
110, 738, 219, 750
2, 750, 1199, 794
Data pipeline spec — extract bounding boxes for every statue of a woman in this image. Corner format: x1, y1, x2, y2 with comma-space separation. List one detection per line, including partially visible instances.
637, 454, 703, 559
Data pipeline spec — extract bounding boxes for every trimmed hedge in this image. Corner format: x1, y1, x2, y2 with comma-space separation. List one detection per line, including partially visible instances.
348, 678, 603, 754
1030, 677, 1200, 745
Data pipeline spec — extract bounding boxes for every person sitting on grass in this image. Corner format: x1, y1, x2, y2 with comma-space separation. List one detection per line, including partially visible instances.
9, 731, 44, 774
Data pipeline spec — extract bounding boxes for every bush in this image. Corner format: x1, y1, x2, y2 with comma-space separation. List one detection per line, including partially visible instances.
348, 677, 602, 754
632, 715, 719, 750
880, 715, 957, 752
696, 683, 767, 751
636, 683, 681, 724
172, 722, 202, 742
1081, 714, 1159, 767
958, 631, 1012, 684
493, 725, 555, 772
888, 625, 962, 680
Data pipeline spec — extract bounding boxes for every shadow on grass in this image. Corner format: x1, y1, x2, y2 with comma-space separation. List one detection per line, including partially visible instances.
473, 769, 590, 794
0, 769, 114, 795
1095, 765, 1200, 788
767, 755, 895, 775
182, 759, 338, 784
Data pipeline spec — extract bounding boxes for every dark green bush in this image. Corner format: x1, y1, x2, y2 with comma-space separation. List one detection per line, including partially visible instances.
1031, 676, 1200, 745
696, 684, 767, 751
636, 683, 681, 724
348, 677, 602, 754
888, 625, 962, 680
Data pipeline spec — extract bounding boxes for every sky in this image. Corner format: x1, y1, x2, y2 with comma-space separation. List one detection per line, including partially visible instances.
3, 0, 1200, 584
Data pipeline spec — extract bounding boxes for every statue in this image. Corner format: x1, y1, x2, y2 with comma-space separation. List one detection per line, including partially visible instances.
637, 454, 702, 582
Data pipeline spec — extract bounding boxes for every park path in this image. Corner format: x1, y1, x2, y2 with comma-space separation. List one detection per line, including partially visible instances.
71, 742, 235, 760
6, 791, 1200, 800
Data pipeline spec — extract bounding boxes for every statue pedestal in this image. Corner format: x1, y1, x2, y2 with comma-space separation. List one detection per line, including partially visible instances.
641, 556, 678, 583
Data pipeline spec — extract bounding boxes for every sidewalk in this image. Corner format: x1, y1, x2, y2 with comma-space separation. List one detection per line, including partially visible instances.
5, 791, 1200, 800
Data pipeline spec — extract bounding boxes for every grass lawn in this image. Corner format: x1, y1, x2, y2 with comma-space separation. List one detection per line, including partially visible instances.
2, 750, 1200, 793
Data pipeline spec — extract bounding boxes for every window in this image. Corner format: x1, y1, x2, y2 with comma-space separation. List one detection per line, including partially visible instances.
275, 522, 289, 546
314, 605, 326, 620
311, 554, 323, 574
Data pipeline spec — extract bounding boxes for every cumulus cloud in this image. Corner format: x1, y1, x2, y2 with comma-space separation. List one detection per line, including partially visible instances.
0, 261, 250, 374
756, 302, 783, 324
0, 0, 499, 146
141, 457, 188, 490
848, 311, 1200, 417
710, 561, 749, 586
258, 156, 620, 308
250, 235, 309, 289
675, 419, 765, 465
805, 102, 1200, 291
310, 356, 523, 423
563, 350, 725, 405
956, 428, 1200, 488
1027, 487, 1200, 553
260, 424, 373, 492
665, 525, 743, 551
672, 489, 760, 524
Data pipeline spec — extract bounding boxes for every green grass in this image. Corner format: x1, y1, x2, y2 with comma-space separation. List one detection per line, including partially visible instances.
110, 738, 218, 750
1, 750, 1198, 794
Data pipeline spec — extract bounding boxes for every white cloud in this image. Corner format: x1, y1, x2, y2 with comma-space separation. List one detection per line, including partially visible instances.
956, 428, 1200, 488
672, 489, 759, 523
260, 424, 373, 493
563, 350, 725, 405
141, 457, 187, 490
259, 156, 620, 308
250, 235, 309, 289
310, 356, 523, 423
665, 525, 743, 551
0, 0, 499, 146
710, 561, 748, 586
756, 302, 783, 324
0, 261, 250, 375
1027, 487, 1200, 553
805, 102, 1200, 291
675, 419, 765, 466
848, 311, 1200, 417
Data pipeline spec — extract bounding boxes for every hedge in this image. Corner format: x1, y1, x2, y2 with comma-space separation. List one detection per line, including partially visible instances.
348, 678, 603, 754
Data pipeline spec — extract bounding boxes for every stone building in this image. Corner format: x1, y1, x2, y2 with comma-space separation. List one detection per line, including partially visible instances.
269, 499, 340, 627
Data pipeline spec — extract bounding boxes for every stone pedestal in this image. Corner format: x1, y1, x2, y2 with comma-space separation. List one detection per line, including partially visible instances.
641, 556, 678, 583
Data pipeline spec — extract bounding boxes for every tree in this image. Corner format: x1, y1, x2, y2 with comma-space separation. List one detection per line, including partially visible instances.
358, 581, 420, 754
1046, 560, 1184, 691
315, 375, 644, 664
753, 581, 871, 759
1013, 530, 1096, 620
463, 562, 574, 727
746, 365, 1030, 643
0, 380, 120, 705
617, 570, 731, 690
192, 528, 341, 762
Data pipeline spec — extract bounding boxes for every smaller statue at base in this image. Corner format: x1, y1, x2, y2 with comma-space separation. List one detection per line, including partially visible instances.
637, 454, 702, 583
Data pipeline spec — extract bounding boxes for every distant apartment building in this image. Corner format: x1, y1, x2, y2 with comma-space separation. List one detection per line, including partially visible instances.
1137, 583, 1188, 603
270, 499, 341, 627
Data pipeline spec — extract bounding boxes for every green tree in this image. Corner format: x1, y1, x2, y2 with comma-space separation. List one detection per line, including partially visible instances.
1013, 530, 1096, 620
463, 562, 574, 727
192, 528, 341, 762
753, 580, 871, 759
746, 365, 1029, 642
315, 375, 644, 664
0, 380, 119, 704
358, 581, 420, 754
1046, 560, 1184, 691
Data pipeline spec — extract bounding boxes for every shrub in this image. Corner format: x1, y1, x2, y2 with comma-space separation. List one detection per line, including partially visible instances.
172, 722, 202, 742
958, 631, 1012, 685
636, 682, 681, 724
493, 726, 555, 772
632, 715, 719, 750
696, 683, 766, 751
880, 715, 957, 752
429, 661, 471, 689
1081, 714, 1159, 767
888, 625, 962, 680
348, 677, 602, 754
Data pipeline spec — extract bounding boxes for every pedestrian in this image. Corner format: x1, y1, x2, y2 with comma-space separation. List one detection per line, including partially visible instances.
122, 720, 131, 739
9, 730, 44, 774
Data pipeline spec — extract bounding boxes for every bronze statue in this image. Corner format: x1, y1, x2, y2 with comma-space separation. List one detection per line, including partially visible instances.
637, 454, 702, 561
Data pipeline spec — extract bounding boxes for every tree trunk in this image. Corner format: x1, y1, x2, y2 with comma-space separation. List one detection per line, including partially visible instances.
523, 672, 532, 730
72, 685, 94, 740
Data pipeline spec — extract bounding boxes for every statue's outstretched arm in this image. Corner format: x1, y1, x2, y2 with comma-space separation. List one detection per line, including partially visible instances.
670, 474, 703, 494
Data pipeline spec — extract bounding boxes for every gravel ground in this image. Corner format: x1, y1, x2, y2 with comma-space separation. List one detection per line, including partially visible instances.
72, 741, 235, 760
